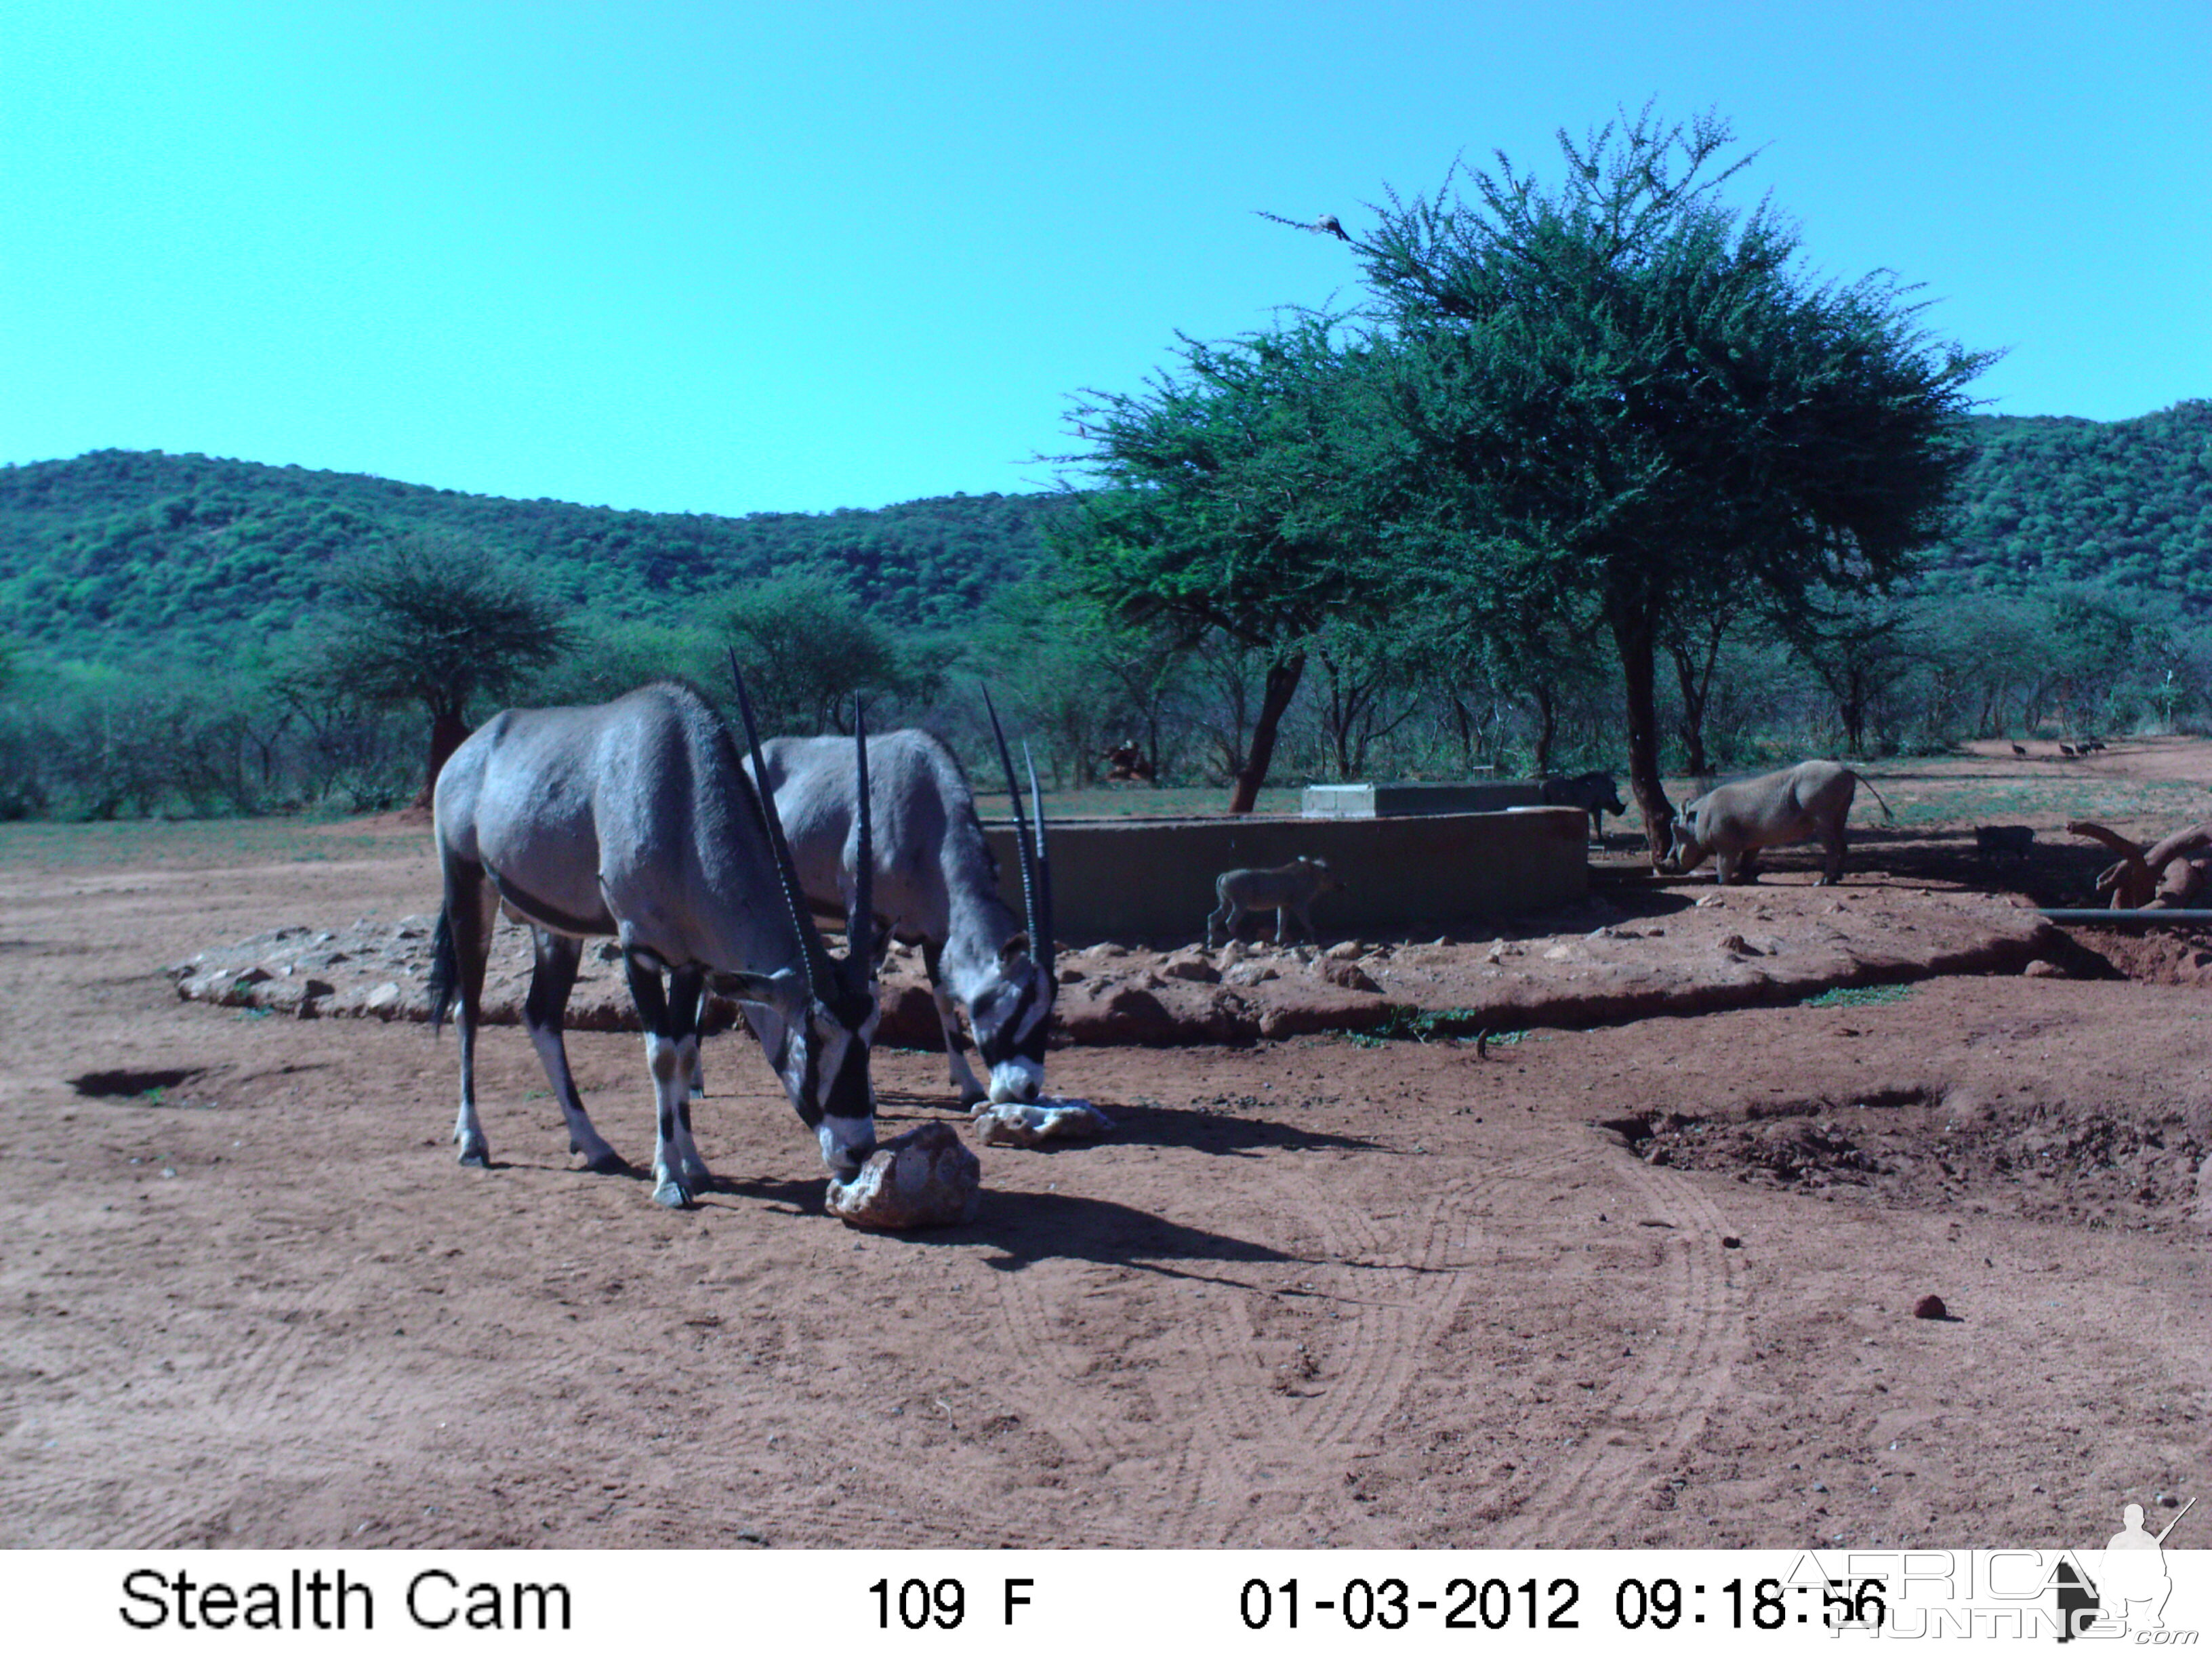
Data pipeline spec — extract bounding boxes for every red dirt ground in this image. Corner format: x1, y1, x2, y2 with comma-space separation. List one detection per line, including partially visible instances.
3, 745, 2208, 1550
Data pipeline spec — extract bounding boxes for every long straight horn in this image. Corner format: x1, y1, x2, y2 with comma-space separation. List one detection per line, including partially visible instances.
1021, 739, 1054, 992
981, 687, 1040, 951
844, 697, 874, 994
729, 647, 832, 998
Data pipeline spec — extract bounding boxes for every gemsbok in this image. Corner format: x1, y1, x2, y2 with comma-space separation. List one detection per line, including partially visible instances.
746, 693, 1056, 1108
427, 672, 880, 1207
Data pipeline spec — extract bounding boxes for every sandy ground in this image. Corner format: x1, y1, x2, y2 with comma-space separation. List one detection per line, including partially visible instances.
3, 745, 2209, 1550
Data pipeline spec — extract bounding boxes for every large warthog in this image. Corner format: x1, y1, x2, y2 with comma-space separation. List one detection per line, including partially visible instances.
1666, 759, 1895, 886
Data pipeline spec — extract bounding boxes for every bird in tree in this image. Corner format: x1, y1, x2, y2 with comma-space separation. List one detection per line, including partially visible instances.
1314, 213, 1350, 241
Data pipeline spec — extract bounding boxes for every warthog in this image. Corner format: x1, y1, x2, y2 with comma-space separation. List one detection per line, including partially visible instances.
1974, 824, 2034, 860
1666, 760, 1896, 886
1206, 856, 1345, 947
1539, 771, 1628, 844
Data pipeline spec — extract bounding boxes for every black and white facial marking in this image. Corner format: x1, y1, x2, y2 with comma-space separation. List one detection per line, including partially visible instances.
748, 993, 880, 1180
966, 937, 1052, 1104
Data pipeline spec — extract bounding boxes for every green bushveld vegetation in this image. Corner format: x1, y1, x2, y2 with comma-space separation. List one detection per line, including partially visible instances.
0, 109, 2206, 825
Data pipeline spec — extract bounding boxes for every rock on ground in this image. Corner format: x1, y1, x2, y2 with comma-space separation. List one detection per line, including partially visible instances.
824, 1122, 982, 1230
974, 1100, 1115, 1147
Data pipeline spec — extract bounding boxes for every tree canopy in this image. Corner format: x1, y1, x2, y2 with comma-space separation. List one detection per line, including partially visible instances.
722, 568, 942, 735
1054, 317, 1402, 810
1336, 106, 1992, 847
302, 535, 572, 794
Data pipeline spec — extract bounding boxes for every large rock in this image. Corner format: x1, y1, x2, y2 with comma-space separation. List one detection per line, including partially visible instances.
825, 1122, 981, 1230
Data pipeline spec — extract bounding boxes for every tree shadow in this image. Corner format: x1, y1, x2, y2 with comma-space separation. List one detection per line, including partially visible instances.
1579, 886, 1699, 924
1840, 829, 2118, 907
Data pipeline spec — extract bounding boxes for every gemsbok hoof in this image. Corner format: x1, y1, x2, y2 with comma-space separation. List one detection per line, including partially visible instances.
651, 1179, 693, 1209
581, 1149, 626, 1175
455, 1138, 490, 1168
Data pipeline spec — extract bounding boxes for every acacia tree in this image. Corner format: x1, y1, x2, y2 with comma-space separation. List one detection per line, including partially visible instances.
1056, 318, 1396, 813
1311, 614, 1426, 780
1661, 573, 1755, 777
1780, 590, 1923, 756
310, 534, 571, 800
1343, 106, 1990, 858
721, 569, 929, 734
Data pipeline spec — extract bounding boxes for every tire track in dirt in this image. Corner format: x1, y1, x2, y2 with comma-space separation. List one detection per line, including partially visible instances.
982, 1258, 1204, 1547
1488, 1146, 1747, 1546
1082, 1147, 1582, 1544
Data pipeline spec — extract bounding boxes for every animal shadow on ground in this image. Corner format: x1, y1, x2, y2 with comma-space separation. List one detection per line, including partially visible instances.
70, 1065, 207, 1098
1097, 1099, 1380, 1160
874, 1092, 1381, 1160
1864, 830, 2115, 906
711, 1168, 1314, 1282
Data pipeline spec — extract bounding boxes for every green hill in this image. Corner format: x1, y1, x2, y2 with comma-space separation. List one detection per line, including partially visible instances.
0, 449, 1065, 661
1926, 399, 2212, 600
3, 401, 2207, 665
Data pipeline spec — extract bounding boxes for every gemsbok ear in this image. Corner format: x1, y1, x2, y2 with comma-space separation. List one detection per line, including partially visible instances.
708, 965, 808, 1021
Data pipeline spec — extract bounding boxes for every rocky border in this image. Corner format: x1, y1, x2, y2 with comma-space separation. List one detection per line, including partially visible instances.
168, 886, 2065, 1046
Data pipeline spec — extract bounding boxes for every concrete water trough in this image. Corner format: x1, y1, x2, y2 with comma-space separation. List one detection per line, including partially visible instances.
981, 806, 1590, 941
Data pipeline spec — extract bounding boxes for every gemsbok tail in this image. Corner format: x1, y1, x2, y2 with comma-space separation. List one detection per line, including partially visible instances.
427, 906, 458, 1035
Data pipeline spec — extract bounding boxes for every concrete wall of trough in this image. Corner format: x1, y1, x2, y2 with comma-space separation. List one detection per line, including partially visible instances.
981, 807, 1590, 942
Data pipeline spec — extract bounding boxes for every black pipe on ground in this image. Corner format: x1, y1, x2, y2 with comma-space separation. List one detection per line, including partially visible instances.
2039, 909, 2212, 927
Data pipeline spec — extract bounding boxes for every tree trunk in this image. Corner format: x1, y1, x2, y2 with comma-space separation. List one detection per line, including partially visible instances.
1612, 609, 1673, 865
1667, 627, 1721, 779
1530, 684, 1558, 778
415, 704, 472, 808
1229, 652, 1306, 815
1448, 694, 1476, 773
1838, 666, 1869, 757
1319, 651, 1356, 779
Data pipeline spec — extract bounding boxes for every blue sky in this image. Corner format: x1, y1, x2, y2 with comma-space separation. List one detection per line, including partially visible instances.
4, 1, 2207, 516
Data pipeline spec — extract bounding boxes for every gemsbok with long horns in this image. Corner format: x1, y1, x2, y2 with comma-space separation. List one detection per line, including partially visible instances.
427, 669, 880, 1207
745, 691, 1056, 1108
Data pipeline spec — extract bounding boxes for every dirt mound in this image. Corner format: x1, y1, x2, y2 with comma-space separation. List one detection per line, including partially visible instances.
2064, 924, 2212, 986
1613, 1090, 2207, 1233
